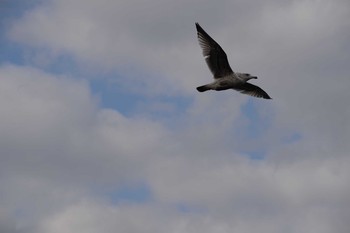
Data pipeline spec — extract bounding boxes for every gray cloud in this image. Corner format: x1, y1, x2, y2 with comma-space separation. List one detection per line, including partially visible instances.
2, 0, 350, 232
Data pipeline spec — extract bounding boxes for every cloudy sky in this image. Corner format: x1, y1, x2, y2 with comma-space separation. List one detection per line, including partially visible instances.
1, 0, 350, 232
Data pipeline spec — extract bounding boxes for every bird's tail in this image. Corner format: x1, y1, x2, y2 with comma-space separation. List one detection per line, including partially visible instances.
196, 85, 211, 92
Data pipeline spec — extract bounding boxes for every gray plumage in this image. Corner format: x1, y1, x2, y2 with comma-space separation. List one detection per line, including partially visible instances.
195, 22, 271, 99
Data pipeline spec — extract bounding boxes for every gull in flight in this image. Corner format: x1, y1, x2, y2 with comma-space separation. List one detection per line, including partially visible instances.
195, 22, 271, 99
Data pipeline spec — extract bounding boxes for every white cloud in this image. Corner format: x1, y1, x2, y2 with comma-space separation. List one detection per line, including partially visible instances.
38, 200, 177, 233
0, 64, 170, 230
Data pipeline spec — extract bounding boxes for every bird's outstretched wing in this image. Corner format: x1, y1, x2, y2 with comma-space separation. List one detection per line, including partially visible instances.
196, 22, 233, 79
233, 83, 272, 99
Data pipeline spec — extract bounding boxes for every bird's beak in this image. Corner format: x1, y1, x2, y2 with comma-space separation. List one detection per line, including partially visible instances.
252, 76, 258, 79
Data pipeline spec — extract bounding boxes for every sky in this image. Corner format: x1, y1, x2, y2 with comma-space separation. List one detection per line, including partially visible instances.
0, 0, 350, 232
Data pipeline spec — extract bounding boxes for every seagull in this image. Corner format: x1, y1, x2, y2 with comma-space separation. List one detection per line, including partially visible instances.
195, 22, 271, 99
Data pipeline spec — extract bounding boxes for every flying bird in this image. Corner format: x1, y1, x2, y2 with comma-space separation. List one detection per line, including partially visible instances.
195, 22, 271, 99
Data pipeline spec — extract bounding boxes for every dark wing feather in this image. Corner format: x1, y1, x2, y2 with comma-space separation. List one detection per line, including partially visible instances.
196, 23, 233, 79
233, 83, 272, 99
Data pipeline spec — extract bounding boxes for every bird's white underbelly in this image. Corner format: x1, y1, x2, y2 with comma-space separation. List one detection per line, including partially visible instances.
210, 76, 243, 90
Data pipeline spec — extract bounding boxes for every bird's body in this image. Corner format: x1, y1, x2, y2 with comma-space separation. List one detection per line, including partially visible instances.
195, 22, 271, 99
197, 73, 241, 92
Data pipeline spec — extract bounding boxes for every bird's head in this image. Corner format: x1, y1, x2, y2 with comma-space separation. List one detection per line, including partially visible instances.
238, 73, 258, 81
